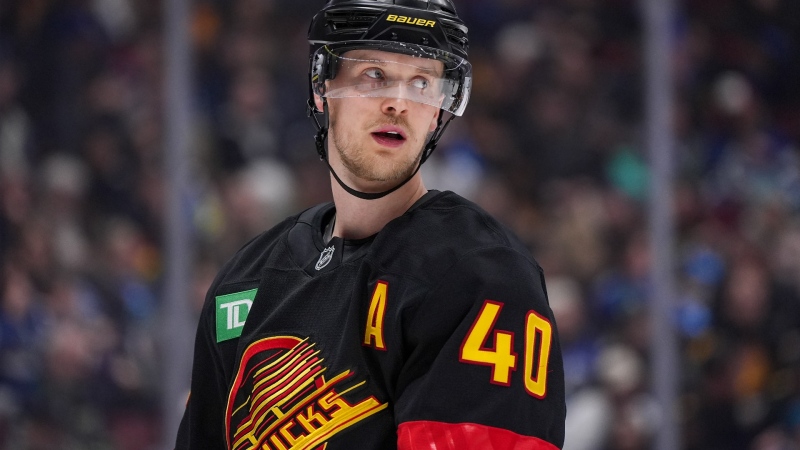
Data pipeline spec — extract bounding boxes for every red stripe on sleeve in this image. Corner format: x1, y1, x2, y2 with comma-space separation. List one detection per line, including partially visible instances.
397, 421, 559, 450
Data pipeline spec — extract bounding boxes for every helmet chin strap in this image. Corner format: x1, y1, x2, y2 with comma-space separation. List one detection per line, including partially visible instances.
307, 99, 454, 200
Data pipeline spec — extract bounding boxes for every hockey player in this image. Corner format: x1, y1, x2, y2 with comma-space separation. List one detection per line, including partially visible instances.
176, 0, 566, 448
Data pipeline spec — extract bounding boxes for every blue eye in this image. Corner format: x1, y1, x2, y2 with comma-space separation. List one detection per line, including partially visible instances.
410, 78, 429, 90
364, 68, 384, 79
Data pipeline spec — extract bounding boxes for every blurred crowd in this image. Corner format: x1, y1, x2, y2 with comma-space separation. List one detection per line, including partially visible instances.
0, 0, 799, 449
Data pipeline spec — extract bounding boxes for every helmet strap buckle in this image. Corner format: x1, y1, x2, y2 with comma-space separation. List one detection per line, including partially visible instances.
307, 98, 329, 160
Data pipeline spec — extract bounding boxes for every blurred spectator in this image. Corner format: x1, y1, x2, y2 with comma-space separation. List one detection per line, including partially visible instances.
0, 263, 47, 435
0, 51, 33, 180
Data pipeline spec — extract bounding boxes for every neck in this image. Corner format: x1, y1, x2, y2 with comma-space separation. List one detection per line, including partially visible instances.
330, 174, 427, 240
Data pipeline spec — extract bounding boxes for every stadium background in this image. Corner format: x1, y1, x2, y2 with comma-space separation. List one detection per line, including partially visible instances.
1, 0, 799, 449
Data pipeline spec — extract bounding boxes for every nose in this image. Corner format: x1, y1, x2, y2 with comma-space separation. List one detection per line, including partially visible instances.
380, 96, 410, 115
380, 84, 410, 115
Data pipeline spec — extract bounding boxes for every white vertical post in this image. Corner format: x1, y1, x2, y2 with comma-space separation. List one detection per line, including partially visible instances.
162, 0, 194, 446
643, 0, 680, 449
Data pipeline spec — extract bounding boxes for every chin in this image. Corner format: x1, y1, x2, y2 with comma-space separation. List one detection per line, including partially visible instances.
359, 164, 413, 184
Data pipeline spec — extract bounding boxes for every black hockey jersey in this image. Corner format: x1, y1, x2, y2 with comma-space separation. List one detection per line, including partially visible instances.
176, 190, 566, 450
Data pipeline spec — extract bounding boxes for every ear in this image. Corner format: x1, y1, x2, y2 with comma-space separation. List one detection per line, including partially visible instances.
428, 107, 441, 132
314, 93, 324, 112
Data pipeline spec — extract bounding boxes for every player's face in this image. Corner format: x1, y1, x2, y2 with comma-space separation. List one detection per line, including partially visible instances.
318, 49, 443, 184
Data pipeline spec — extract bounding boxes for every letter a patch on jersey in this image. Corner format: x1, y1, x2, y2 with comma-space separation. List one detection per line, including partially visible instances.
216, 288, 257, 342
364, 281, 388, 350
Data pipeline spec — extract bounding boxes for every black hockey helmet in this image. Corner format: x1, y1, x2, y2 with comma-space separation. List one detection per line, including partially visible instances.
308, 0, 469, 59
308, 0, 471, 116
306, 0, 472, 200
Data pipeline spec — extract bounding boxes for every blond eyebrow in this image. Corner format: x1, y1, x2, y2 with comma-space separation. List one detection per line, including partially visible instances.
344, 56, 442, 76
414, 65, 440, 75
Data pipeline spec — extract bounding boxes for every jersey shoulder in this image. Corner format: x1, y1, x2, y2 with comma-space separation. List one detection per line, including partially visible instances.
204, 203, 330, 300
370, 191, 537, 281
411, 190, 529, 253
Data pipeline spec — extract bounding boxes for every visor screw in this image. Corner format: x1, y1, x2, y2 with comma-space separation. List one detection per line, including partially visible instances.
391, 32, 398, 40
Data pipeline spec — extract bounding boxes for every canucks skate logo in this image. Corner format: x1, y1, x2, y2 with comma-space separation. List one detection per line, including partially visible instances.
315, 246, 335, 270
226, 336, 387, 449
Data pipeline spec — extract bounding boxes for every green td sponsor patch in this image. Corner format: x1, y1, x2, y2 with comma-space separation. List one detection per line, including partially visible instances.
216, 288, 257, 342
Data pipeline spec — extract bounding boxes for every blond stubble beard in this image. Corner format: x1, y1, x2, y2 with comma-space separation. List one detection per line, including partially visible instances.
330, 115, 427, 183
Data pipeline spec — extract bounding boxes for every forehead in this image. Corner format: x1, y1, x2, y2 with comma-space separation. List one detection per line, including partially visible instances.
340, 49, 444, 74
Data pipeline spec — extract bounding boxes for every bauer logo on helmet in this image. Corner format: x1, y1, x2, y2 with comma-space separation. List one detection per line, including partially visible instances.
386, 14, 436, 27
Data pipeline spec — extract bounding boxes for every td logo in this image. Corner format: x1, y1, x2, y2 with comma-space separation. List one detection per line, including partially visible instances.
216, 288, 257, 342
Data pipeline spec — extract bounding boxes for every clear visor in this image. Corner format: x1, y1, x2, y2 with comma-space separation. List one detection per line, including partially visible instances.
311, 42, 471, 116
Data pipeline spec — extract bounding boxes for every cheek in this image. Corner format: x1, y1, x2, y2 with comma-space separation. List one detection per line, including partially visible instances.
427, 109, 440, 132
327, 98, 348, 127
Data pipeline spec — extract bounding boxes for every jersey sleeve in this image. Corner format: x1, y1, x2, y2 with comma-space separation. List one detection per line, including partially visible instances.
175, 284, 232, 449
393, 246, 566, 449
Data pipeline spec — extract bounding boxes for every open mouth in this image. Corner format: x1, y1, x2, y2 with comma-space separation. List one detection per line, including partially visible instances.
372, 131, 405, 141
371, 130, 407, 147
